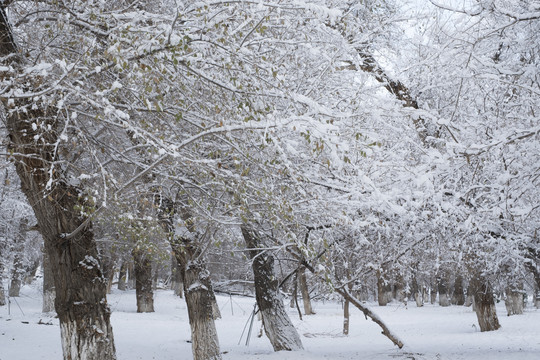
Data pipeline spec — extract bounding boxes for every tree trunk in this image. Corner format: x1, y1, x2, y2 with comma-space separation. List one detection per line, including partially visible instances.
437, 275, 450, 307
465, 281, 474, 307
117, 261, 127, 291
377, 273, 392, 306
170, 255, 183, 297
133, 248, 154, 313
505, 287, 524, 316
452, 274, 465, 305
471, 278, 501, 332
0, 238, 5, 306
343, 297, 350, 335
411, 277, 423, 307
9, 218, 27, 297
241, 225, 303, 351
174, 249, 222, 360
157, 192, 222, 360
42, 250, 56, 313
298, 266, 313, 315
127, 262, 136, 290
1, 7, 116, 358
24, 257, 40, 285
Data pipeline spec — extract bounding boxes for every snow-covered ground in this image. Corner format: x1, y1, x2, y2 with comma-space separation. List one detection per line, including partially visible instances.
1, 284, 539, 360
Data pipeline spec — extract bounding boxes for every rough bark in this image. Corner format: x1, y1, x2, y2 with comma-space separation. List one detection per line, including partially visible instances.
1, 6, 116, 358
133, 248, 155, 313
117, 261, 127, 291
174, 249, 222, 360
298, 266, 313, 315
241, 225, 303, 351
42, 249, 56, 313
471, 278, 501, 332
170, 255, 183, 297
157, 193, 222, 360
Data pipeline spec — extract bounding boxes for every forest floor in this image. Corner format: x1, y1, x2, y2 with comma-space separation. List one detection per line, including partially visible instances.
1, 283, 539, 360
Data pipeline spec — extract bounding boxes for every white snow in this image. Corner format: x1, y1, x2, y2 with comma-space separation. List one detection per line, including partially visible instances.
1, 283, 539, 359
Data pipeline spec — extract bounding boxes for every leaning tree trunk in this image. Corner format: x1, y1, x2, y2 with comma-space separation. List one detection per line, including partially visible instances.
1, 6, 116, 359
42, 249, 56, 313
241, 225, 303, 351
133, 248, 154, 313
471, 278, 501, 332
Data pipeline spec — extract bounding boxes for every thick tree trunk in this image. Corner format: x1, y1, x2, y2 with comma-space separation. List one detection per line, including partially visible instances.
471, 278, 501, 332
1, 7, 116, 358
133, 248, 154, 313
241, 225, 303, 351
42, 250, 56, 313
174, 249, 222, 360
117, 261, 127, 291
157, 193, 222, 360
298, 266, 313, 315
452, 274, 465, 305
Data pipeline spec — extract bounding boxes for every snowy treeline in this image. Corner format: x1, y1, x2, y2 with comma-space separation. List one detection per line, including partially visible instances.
0, 1, 538, 359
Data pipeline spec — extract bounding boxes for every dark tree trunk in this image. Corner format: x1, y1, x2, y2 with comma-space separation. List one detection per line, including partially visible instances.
42, 249, 56, 313
117, 261, 127, 291
298, 266, 313, 315
1, 7, 116, 358
452, 274, 465, 305
241, 225, 303, 351
9, 218, 27, 297
101, 253, 116, 295
170, 255, 183, 297
133, 248, 154, 313
471, 278, 501, 332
